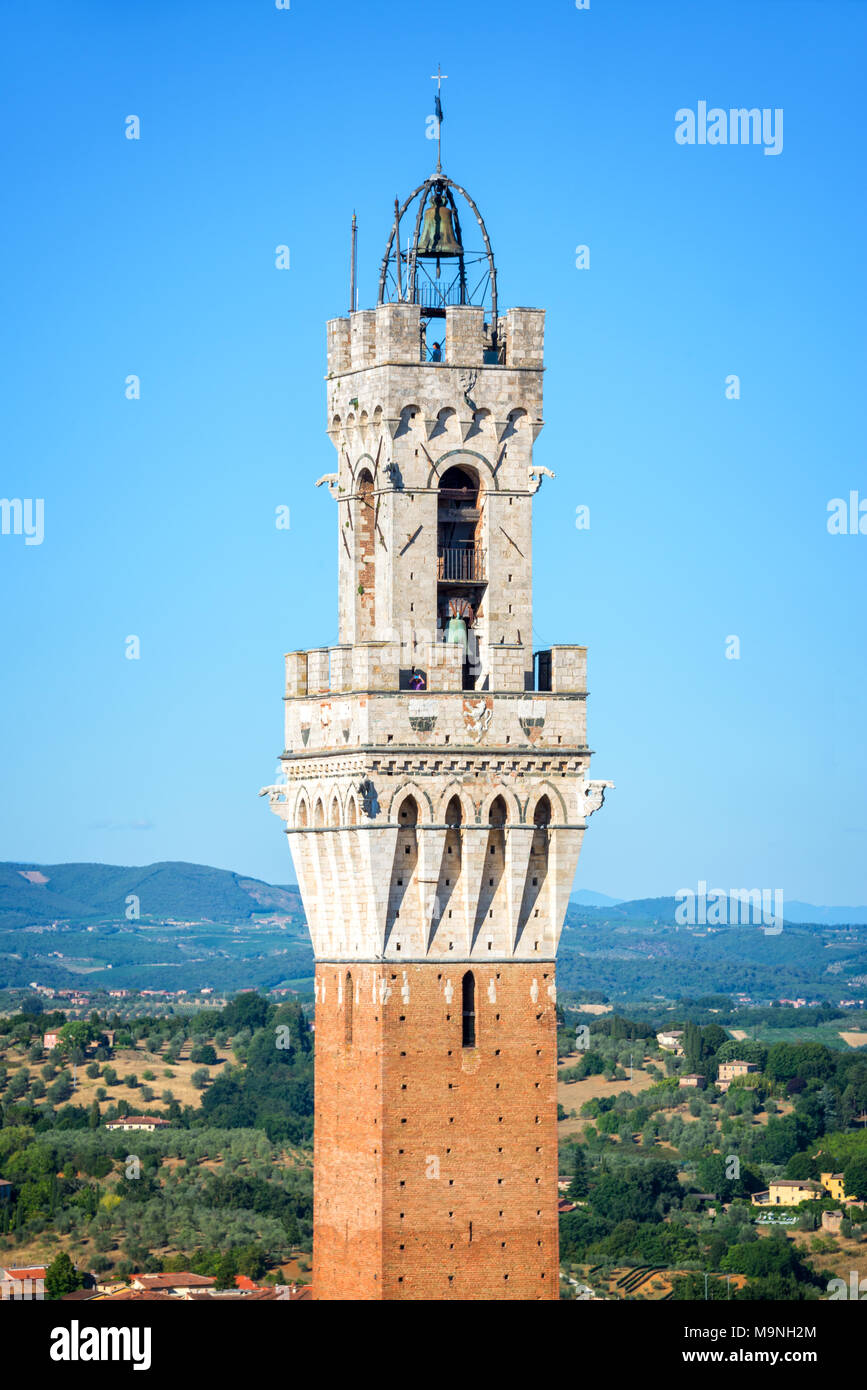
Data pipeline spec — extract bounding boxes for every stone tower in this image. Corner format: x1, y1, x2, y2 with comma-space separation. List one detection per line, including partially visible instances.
263, 162, 610, 1301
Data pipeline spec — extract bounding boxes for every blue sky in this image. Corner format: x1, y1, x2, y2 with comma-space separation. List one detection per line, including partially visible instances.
1, 0, 865, 903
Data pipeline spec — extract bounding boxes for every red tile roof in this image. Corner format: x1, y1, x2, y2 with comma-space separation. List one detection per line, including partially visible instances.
133, 1273, 216, 1290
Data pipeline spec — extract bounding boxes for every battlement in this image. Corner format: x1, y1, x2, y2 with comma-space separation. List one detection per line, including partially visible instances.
284, 642, 586, 698
326, 304, 545, 375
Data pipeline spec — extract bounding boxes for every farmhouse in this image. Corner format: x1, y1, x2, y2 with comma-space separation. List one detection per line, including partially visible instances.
717, 1059, 759, 1092
752, 1179, 824, 1206
820, 1172, 850, 1203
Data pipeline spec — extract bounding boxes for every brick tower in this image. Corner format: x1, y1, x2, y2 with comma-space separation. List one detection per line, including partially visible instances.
262, 159, 611, 1300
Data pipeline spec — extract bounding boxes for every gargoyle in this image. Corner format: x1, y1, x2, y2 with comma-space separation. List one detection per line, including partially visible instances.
258, 783, 289, 805
314, 473, 340, 498
579, 779, 615, 819
528, 465, 556, 494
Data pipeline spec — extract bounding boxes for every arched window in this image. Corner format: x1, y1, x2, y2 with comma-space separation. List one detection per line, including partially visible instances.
356, 468, 376, 638
533, 795, 551, 828
462, 971, 476, 1048
437, 465, 483, 583
345, 972, 353, 1046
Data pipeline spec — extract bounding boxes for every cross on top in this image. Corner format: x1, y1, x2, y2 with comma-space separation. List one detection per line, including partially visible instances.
430, 65, 448, 172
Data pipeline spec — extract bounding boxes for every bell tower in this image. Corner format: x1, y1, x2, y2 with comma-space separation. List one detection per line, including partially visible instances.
263, 153, 611, 1301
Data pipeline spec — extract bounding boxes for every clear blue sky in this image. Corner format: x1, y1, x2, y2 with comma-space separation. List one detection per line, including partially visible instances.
1, 0, 865, 903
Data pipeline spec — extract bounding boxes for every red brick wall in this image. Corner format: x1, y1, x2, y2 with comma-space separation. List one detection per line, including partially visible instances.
313, 961, 559, 1300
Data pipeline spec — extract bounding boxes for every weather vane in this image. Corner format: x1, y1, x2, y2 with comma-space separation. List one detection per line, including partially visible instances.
431, 65, 448, 175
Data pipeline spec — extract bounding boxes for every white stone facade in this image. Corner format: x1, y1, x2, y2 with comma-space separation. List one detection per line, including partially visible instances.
265, 296, 610, 963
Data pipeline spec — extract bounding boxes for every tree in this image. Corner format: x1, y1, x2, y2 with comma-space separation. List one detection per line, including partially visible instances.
568, 1146, 589, 1201
45, 1251, 82, 1300
843, 1158, 867, 1202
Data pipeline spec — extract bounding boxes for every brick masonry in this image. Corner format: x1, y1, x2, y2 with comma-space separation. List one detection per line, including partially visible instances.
263, 254, 611, 1300
313, 961, 559, 1301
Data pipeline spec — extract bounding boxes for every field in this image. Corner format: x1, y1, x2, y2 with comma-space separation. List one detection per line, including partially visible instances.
557, 1053, 658, 1136
3, 1040, 233, 1115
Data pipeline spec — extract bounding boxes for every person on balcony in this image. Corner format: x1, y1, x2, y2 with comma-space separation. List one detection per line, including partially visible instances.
430, 341, 443, 362
409, 669, 426, 690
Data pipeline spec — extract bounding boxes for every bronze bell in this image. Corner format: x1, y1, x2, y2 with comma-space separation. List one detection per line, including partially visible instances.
417, 195, 463, 258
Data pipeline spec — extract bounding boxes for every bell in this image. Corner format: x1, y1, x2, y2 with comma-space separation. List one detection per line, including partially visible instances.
417, 195, 463, 258
445, 616, 468, 655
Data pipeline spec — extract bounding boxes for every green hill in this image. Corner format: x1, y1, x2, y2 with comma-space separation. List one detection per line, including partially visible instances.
0, 861, 302, 928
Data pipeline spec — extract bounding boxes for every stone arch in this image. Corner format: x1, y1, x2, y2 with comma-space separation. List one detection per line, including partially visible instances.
394, 404, 421, 438
464, 407, 493, 441
356, 467, 376, 639
429, 407, 459, 440
435, 783, 476, 825
388, 781, 434, 824
500, 407, 528, 440
426, 448, 499, 491
472, 794, 510, 951
517, 793, 554, 950
349, 453, 377, 489
527, 781, 568, 824
478, 784, 521, 827
313, 796, 326, 828
295, 791, 311, 829
385, 791, 421, 952
329, 791, 342, 827
345, 791, 359, 826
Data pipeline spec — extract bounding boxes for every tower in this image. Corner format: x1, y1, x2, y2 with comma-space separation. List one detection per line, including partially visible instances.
263, 156, 611, 1301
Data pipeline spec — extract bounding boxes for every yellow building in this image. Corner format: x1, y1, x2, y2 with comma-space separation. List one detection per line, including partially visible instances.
820, 1172, 849, 1202
753, 1179, 824, 1206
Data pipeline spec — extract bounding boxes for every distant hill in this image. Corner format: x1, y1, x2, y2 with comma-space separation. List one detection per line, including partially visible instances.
784, 901, 867, 926
0, 861, 303, 928
569, 890, 623, 907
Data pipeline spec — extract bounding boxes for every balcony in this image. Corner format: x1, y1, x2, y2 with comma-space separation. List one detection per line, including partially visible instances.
437, 547, 486, 583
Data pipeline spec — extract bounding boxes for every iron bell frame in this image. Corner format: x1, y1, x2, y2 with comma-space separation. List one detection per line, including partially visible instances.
377, 175, 499, 347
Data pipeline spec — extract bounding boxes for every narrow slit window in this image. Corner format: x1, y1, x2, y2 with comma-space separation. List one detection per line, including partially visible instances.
462, 971, 476, 1048
345, 971, 353, 1046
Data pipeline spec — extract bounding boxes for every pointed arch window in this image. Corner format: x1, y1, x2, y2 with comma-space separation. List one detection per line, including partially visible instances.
462, 971, 476, 1048
345, 972, 353, 1046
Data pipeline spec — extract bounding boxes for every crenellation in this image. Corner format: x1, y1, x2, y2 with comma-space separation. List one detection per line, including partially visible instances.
266, 156, 609, 1302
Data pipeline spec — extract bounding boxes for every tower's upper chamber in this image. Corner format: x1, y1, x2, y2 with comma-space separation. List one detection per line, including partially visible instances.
264, 171, 610, 964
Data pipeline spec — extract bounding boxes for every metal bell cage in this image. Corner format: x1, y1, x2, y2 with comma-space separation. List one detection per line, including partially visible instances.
376, 175, 501, 362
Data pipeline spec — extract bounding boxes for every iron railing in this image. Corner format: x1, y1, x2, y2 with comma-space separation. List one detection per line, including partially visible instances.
437, 547, 486, 583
